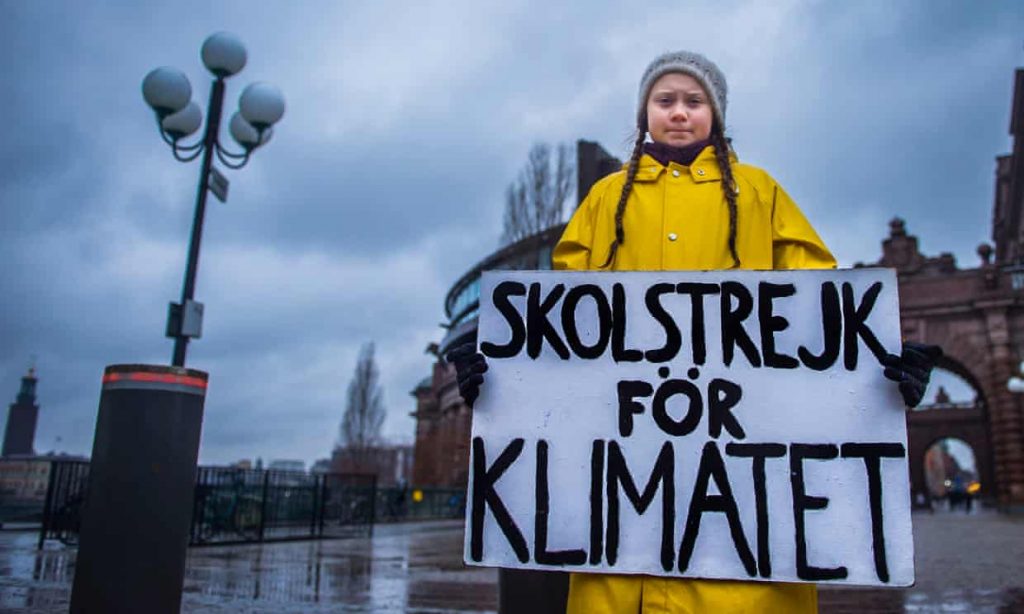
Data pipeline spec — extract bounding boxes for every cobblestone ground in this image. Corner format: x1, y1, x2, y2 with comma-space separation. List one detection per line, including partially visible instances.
0, 512, 1021, 613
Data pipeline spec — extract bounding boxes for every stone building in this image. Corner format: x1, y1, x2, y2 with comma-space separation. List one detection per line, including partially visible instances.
0, 458, 50, 503
331, 443, 413, 488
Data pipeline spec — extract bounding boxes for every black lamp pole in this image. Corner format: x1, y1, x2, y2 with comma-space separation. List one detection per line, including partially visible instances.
172, 78, 225, 367
142, 34, 283, 367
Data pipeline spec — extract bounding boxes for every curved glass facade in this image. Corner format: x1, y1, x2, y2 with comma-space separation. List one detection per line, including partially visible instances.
439, 225, 566, 353
448, 277, 480, 328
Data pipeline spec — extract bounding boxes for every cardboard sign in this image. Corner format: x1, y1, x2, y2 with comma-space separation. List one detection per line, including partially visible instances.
463, 269, 913, 587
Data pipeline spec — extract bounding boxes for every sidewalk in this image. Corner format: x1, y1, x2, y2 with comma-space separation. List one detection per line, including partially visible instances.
1, 513, 1022, 612
819, 510, 1024, 613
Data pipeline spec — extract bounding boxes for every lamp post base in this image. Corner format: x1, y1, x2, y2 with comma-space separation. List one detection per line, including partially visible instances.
69, 364, 207, 614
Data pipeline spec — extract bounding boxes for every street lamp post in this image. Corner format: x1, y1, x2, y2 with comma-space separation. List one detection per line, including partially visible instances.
141, 32, 285, 366
67, 34, 285, 614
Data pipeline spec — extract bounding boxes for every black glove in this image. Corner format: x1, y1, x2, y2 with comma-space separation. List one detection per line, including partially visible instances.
446, 342, 488, 409
881, 342, 942, 408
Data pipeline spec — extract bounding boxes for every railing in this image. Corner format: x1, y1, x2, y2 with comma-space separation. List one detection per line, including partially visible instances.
189, 468, 378, 545
38, 460, 90, 549
36, 461, 465, 549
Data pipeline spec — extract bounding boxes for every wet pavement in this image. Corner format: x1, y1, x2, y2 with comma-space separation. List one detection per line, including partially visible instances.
818, 510, 1024, 613
0, 521, 497, 613
0, 512, 1022, 613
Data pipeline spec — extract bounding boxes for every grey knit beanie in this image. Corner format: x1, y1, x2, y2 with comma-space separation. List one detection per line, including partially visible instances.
637, 51, 728, 130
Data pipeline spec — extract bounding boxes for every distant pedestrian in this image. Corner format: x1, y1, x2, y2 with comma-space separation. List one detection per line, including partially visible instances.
390, 484, 407, 520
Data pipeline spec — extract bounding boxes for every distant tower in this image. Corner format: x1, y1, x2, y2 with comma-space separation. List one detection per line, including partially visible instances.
3, 368, 39, 457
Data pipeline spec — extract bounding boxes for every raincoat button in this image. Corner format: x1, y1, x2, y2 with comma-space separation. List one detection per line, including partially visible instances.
696, 168, 706, 176
672, 170, 680, 178
668, 233, 678, 241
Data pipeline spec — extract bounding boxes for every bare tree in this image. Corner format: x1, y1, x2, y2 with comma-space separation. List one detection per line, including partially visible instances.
338, 342, 386, 472
501, 142, 574, 245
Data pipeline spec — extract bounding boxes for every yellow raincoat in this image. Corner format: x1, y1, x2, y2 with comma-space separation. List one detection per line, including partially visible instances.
552, 146, 836, 614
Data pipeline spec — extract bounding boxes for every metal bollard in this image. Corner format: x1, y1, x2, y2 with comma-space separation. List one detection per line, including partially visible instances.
70, 364, 208, 614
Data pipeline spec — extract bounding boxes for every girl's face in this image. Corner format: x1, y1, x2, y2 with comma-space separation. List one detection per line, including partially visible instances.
646, 72, 713, 147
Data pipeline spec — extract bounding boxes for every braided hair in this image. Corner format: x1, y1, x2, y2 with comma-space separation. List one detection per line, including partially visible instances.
598, 125, 646, 268
599, 119, 742, 269
709, 126, 741, 268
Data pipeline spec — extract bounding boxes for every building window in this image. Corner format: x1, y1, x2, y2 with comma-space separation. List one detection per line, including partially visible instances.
538, 245, 553, 270
450, 277, 481, 319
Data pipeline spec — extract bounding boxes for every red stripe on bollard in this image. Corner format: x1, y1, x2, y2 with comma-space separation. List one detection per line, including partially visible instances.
102, 371, 208, 390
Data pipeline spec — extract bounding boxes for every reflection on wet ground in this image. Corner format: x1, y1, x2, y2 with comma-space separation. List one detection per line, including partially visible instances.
0, 521, 497, 613
181, 522, 497, 612
0, 512, 1022, 612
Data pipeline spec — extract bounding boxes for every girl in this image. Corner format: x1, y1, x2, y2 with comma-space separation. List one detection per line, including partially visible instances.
553, 50, 834, 275
449, 50, 939, 613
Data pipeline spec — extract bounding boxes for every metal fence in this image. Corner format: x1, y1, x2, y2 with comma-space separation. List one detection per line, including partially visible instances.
38, 460, 90, 549
190, 468, 377, 545
36, 461, 465, 549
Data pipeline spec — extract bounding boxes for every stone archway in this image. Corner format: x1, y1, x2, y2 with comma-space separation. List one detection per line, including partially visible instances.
906, 362, 995, 505
865, 217, 1024, 511
922, 437, 981, 507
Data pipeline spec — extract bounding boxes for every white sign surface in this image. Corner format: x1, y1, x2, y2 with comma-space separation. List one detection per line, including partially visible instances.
464, 269, 913, 587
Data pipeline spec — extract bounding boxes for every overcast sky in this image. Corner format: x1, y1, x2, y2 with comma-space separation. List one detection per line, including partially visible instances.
1, 1, 1021, 468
